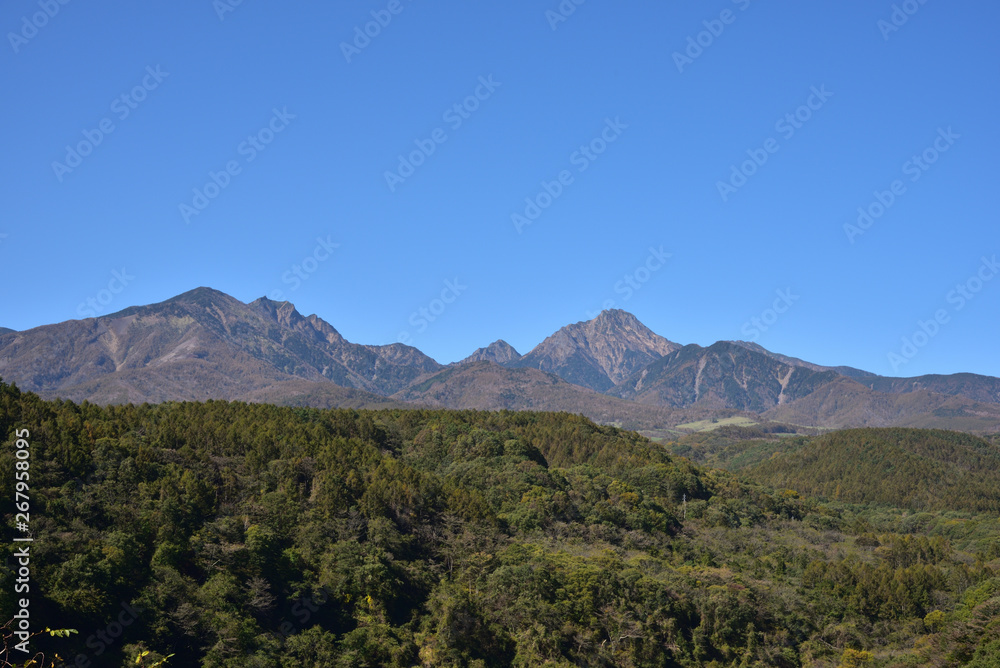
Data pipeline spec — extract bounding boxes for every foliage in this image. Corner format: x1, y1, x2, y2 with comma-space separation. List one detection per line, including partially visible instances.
0, 381, 997, 666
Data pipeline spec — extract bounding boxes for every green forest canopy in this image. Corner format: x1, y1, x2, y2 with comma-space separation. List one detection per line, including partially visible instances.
0, 380, 998, 667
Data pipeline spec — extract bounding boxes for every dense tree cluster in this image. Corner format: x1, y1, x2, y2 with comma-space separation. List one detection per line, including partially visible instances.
0, 381, 998, 666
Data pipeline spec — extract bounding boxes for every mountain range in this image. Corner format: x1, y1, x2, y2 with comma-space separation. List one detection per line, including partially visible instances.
1, 287, 998, 432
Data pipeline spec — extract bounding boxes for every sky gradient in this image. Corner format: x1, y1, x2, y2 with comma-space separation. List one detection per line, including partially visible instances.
2, 0, 998, 377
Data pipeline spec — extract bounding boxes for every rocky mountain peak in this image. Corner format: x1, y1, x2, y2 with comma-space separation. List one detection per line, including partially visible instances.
512, 310, 680, 391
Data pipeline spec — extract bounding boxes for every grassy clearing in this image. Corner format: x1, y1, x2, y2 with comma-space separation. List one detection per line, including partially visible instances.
675, 416, 759, 432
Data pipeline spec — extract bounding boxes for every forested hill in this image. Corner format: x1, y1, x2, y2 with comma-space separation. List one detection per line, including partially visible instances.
743, 428, 1000, 513
1, 381, 999, 667
672, 427, 1000, 515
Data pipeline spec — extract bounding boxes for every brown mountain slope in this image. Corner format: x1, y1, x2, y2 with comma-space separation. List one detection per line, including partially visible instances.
461, 339, 522, 365
729, 341, 1000, 405
391, 361, 691, 430
609, 341, 842, 412
608, 341, 1000, 431
0, 287, 440, 404
39, 363, 404, 409
763, 377, 1000, 431
510, 309, 680, 391
866, 373, 1000, 405
726, 341, 876, 380
237, 379, 415, 410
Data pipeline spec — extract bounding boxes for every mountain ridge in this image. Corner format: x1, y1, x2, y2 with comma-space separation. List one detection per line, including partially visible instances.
1, 288, 998, 432
0, 287, 441, 404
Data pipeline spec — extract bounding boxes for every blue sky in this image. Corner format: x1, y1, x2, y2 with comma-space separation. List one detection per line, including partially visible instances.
2, 0, 997, 377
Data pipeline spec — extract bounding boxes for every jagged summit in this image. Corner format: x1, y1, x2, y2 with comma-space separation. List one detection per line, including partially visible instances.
510, 309, 680, 392
250, 295, 343, 343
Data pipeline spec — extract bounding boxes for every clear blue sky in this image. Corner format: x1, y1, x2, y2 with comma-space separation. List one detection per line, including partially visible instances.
2, 0, 997, 377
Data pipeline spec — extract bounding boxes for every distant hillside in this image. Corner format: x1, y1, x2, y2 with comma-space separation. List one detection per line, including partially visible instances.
730, 341, 1000, 405
237, 378, 416, 409
604, 341, 1000, 429
610, 341, 842, 411
0, 327, 14, 335
867, 373, 1000, 405
510, 309, 679, 391
763, 377, 1000, 431
741, 428, 1000, 513
461, 339, 521, 365
391, 360, 687, 430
